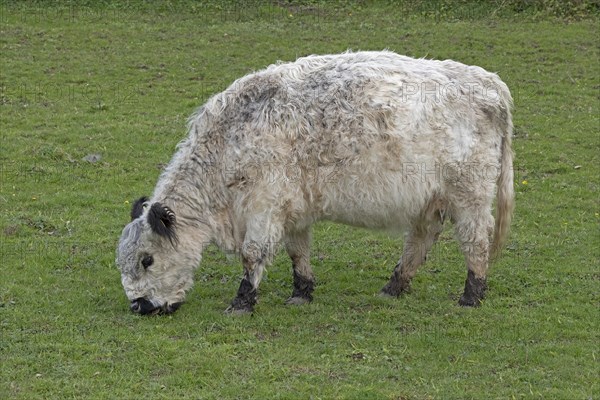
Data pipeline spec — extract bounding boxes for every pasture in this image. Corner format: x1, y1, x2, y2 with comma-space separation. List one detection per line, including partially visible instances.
1, 1, 598, 399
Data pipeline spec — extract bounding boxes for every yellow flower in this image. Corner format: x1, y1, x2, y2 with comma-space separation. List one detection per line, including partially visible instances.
521, 180, 528, 185
124, 200, 130, 204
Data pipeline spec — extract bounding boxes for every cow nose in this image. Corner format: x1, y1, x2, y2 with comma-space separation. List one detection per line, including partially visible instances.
130, 300, 141, 313
130, 297, 157, 315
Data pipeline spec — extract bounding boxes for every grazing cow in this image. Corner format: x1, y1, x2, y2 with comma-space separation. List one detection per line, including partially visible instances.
116, 51, 514, 315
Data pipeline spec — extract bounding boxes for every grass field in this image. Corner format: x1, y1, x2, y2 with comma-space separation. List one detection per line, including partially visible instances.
1, 1, 599, 399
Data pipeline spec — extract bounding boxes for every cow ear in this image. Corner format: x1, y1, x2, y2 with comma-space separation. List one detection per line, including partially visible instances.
147, 202, 177, 244
130, 196, 149, 221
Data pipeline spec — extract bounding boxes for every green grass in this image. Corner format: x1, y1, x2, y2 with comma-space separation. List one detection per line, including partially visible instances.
1, 1, 599, 399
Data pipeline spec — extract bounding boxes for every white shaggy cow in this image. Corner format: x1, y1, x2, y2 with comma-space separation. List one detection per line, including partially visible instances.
116, 51, 514, 315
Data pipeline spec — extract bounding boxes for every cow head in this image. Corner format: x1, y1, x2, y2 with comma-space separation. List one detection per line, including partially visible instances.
116, 197, 202, 315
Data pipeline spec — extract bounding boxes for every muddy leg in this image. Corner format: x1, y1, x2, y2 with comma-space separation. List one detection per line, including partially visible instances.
460, 269, 488, 307
381, 219, 443, 297
226, 252, 266, 314
226, 230, 279, 314
284, 228, 315, 305
454, 211, 493, 307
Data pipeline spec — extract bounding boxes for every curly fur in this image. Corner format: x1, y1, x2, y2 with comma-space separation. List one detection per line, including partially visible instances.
116, 50, 514, 312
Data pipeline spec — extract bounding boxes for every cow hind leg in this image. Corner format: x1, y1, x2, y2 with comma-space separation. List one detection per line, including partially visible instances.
453, 207, 494, 307
381, 214, 444, 297
284, 228, 315, 305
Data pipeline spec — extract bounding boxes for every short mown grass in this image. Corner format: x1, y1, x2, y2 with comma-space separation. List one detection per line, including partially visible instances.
1, 1, 598, 399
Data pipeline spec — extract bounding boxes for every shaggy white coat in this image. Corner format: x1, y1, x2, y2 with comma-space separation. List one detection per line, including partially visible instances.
116, 51, 514, 310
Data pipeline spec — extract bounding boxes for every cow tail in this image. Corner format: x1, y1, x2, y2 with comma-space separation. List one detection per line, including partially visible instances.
490, 93, 515, 260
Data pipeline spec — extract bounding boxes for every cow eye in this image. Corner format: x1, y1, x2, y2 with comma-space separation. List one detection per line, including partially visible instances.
141, 255, 154, 269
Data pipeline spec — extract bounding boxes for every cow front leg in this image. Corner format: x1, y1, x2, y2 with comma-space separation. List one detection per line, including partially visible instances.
226, 241, 268, 314
226, 267, 264, 314
284, 228, 315, 305
381, 219, 443, 297
227, 261, 265, 314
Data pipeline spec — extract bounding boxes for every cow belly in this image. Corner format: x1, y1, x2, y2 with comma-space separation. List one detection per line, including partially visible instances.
318, 171, 432, 230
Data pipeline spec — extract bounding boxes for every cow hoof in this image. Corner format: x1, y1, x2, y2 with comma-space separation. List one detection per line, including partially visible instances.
380, 276, 411, 297
380, 285, 410, 298
459, 271, 487, 307
379, 286, 400, 297
458, 295, 482, 307
285, 296, 311, 306
379, 290, 398, 298
224, 305, 253, 315
225, 296, 255, 315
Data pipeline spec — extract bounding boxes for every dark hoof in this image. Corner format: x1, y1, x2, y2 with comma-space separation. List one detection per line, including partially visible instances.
227, 278, 256, 314
290, 271, 314, 303
380, 277, 411, 297
458, 295, 482, 307
459, 271, 487, 307
285, 296, 311, 306
379, 289, 399, 298
225, 295, 255, 314
224, 305, 253, 315
226, 295, 256, 315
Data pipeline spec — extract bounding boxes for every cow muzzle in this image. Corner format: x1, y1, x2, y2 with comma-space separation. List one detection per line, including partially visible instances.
130, 297, 182, 315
